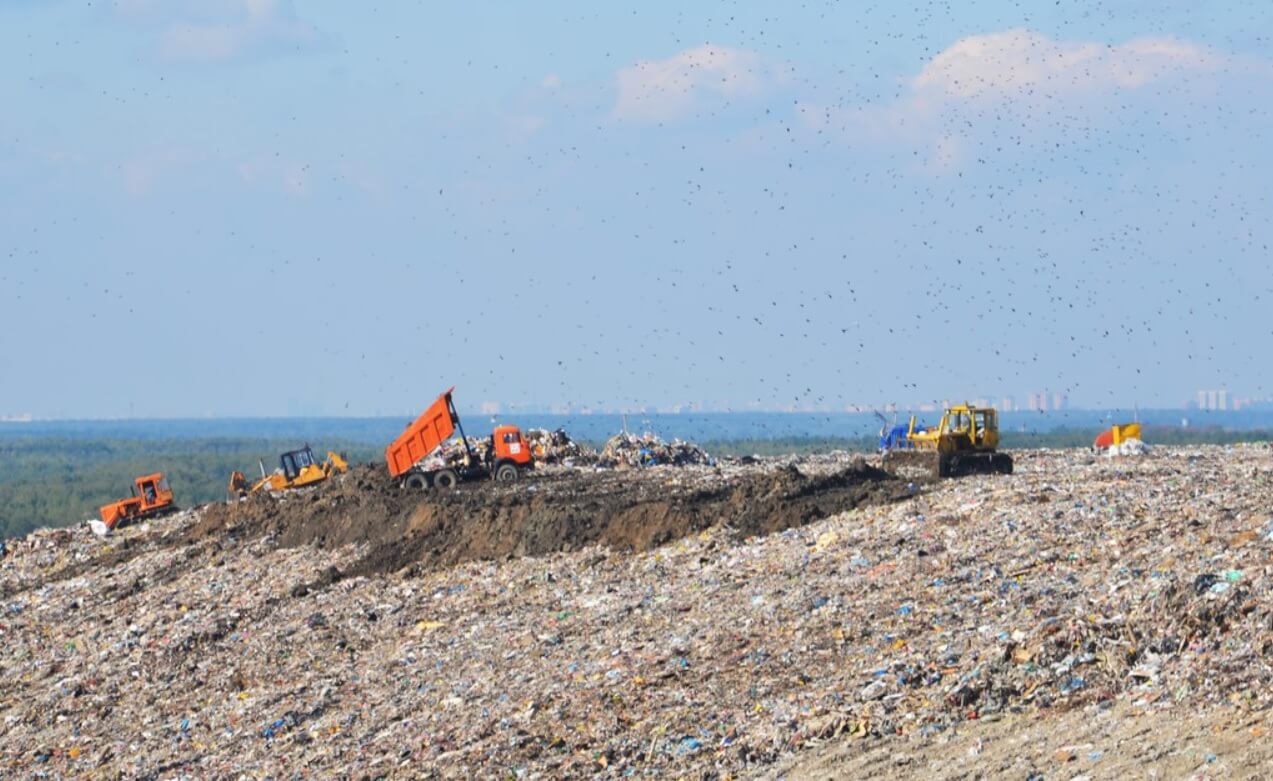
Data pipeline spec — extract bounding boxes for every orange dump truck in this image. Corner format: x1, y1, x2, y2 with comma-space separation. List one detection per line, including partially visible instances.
386, 387, 532, 490
100, 472, 176, 530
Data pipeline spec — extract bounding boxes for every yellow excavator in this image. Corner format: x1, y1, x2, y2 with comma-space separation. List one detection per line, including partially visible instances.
229, 445, 349, 498
881, 404, 1013, 478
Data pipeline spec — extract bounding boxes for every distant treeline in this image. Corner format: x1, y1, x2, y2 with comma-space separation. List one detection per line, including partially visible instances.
2, 427, 1269, 538
0, 437, 377, 540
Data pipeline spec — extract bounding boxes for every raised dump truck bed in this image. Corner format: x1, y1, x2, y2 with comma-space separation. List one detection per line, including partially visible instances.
386, 387, 461, 479
387, 387, 532, 489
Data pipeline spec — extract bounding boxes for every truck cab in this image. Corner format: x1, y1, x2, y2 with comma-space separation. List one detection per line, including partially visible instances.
491, 425, 533, 466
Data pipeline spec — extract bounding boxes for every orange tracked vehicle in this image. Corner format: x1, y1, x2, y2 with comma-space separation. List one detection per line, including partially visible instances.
99, 473, 177, 530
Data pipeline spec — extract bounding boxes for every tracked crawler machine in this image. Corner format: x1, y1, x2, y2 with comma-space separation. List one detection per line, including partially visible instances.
229, 445, 349, 497
881, 404, 1013, 478
100, 473, 177, 530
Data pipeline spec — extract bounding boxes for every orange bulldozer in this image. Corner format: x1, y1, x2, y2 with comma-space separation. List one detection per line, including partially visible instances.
99, 472, 177, 531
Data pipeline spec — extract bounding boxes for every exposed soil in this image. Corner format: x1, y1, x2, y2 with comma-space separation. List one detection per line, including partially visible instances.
187, 459, 907, 585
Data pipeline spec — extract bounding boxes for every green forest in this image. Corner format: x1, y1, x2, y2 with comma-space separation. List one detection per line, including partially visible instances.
0, 437, 377, 539
2, 426, 1269, 539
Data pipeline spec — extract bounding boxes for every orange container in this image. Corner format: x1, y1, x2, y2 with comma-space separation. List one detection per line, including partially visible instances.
386, 387, 459, 478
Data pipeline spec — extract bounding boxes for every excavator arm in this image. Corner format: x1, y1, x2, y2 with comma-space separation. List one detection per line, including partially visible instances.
228, 470, 252, 498
324, 451, 349, 474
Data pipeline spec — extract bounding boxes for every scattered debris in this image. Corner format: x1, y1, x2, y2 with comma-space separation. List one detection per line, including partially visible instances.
1106, 437, 1149, 456
598, 431, 714, 468
2, 445, 1271, 779
524, 427, 597, 465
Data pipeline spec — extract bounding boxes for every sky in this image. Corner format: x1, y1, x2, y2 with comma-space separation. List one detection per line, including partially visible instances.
2, 1, 1272, 417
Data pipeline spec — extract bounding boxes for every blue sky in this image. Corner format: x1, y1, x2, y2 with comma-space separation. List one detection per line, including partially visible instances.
2, 1, 1271, 417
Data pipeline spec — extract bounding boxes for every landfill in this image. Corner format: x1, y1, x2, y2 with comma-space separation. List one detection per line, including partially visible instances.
524, 428, 598, 466
598, 431, 715, 468
2, 444, 1273, 778
409, 428, 714, 472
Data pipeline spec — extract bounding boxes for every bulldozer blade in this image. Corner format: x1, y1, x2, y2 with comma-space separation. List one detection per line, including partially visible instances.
881, 450, 941, 480
939, 451, 1014, 477
882, 449, 1013, 479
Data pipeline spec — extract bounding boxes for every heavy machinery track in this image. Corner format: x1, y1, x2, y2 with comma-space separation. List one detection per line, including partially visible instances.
881, 449, 1013, 478
940, 450, 1013, 477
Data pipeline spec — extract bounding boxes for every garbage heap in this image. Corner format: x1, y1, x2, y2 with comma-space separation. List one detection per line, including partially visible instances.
525, 428, 597, 466
599, 431, 714, 468
5, 446, 1273, 780
416, 436, 491, 471
1107, 438, 1149, 457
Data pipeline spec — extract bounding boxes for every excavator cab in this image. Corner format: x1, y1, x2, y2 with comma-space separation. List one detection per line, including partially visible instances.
136, 474, 169, 506
137, 474, 172, 510
936, 407, 998, 451
942, 407, 998, 450
281, 446, 317, 481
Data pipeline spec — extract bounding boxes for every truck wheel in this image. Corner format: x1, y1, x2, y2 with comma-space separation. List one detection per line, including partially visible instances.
434, 470, 458, 489
405, 474, 427, 491
494, 463, 518, 483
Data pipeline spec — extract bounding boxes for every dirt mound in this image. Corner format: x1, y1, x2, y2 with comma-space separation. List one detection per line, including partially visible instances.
188, 464, 411, 549
189, 460, 905, 585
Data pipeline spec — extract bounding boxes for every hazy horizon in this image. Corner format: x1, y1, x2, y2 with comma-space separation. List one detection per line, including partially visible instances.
0, 403, 1267, 422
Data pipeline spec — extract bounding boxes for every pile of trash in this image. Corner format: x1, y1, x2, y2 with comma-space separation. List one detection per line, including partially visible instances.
524, 427, 597, 466
598, 431, 714, 468
1106, 437, 1150, 456
4, 445, 1273, 779
416, 435, 491, 471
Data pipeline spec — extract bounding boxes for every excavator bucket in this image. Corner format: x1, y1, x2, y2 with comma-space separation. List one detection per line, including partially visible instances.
325, 451, 349, 474
99, 499, 136, 530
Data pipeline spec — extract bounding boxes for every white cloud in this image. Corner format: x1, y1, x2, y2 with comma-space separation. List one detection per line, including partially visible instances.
120, 148, 189, 195
912, 29, 1225, 101
113, 0, 323, 62
799, 29, 1262, 172
613, 44, 776, 123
